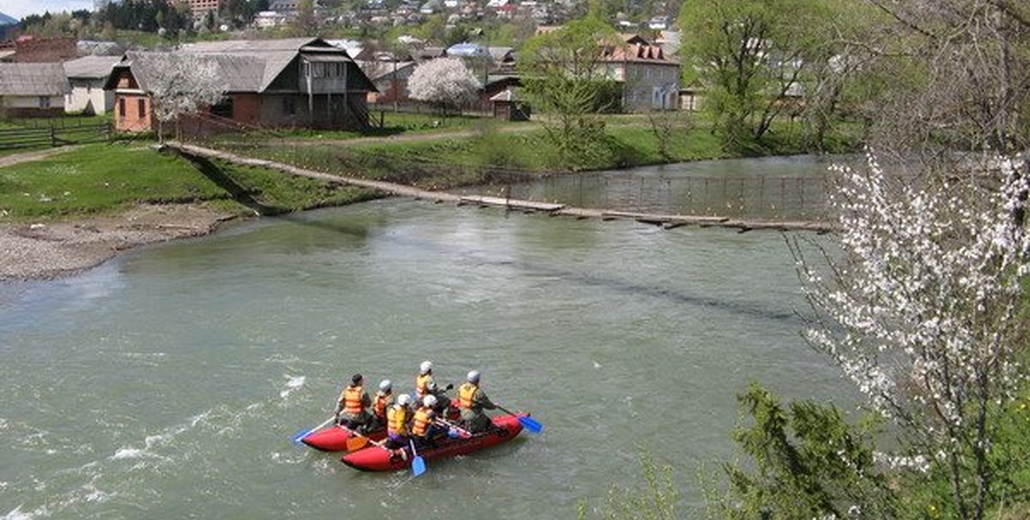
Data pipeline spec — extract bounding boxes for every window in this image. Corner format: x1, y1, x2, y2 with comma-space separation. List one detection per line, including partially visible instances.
283, 97, 296, 116
119, 98, 126, 118
211, 98, 233, 118
138, 98, 146, 118
38, 97, 51, 108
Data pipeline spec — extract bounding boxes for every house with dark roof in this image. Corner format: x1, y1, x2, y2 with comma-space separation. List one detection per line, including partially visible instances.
63, 55, 120, 115
0, 62, 70, 117
104, 38, 377, 133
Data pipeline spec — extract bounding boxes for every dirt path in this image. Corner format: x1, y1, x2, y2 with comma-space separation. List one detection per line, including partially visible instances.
0, 146, 81, 168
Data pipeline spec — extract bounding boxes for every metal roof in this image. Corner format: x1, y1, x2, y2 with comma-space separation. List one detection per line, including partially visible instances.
0, 62, 71, 96
123, 51, 264, 93
110, 39, 375, 95
63, 55, 121, 79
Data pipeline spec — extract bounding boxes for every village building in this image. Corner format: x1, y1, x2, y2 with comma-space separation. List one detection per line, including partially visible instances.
104, 38, 377, 134
62, 55, 120, 115
0, 62, 70, 117
602, 34, 680, 112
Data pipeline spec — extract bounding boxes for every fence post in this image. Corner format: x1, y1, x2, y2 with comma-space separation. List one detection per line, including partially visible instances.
49, 122, 56, 147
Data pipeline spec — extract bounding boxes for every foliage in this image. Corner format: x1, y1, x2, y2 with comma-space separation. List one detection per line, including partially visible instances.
407, 58, 482, 112
789, 153, 1030, 520
579, 451, 679, 520
142, 53, 227, 143
679, 0, 839, 150
707, 383, 898, 520
518, 15, 621, 170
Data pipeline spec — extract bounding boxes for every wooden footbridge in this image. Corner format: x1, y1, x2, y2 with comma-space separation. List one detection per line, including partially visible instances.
169, 142, 835, 234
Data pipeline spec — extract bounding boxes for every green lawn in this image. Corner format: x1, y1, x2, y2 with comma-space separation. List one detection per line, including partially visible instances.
0, 142, 378, 222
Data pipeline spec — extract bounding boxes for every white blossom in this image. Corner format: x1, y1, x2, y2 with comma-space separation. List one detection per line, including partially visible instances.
791, 150, 1029, 507
407, 57, 482, 110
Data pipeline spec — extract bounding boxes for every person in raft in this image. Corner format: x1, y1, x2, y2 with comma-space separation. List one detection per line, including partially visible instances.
369, 379, 394, 431
385, 393, 414, 450
457, 370, 498, 433
412, 395, 447, 449
335, 373, 372, 432
414, 360, 452, 416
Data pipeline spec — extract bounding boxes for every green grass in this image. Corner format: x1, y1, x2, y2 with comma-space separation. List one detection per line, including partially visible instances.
0, 142, 379, 222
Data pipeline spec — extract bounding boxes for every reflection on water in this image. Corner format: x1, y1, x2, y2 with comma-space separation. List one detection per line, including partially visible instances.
466, 155, 841, 220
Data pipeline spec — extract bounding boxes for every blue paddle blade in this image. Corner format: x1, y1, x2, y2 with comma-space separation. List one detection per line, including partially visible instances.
291, 429, 312, 444
519, 416, 543, 434
412, 456, 427, 477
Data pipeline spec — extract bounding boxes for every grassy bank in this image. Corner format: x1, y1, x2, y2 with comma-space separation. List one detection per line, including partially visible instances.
0, 112, 859, 223
0, 142, 379, 223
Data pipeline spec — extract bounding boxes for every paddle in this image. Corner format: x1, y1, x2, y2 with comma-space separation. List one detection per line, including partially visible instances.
435, 418, 472, 438
496, 405, 543, 434
409, 439, 426, 477
344, 426, 392, 451
291, 416, 336, 445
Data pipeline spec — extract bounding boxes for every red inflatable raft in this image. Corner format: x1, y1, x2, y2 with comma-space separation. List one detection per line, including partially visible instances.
340, 413, 526, 472
301, 424, 387, 452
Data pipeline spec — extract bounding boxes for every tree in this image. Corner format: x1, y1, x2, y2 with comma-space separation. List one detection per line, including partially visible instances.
293, 0, 319, 35
142, 53, 227, 143
708, 384, 898, 520
518, 15, 620, 170
679, 0, 837, 150
407, 57, 481, 113
789, 152, 1030, 520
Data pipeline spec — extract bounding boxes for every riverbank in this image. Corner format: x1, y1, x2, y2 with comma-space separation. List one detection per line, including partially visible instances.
0, 203, 236, 281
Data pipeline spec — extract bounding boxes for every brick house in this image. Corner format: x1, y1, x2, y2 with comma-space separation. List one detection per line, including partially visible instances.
105, 38, 377, 133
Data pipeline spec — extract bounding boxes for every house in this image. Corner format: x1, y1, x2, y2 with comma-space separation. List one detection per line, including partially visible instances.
359, 58, 416, 103
0, 62, 70, 117
63, 55, 120, 115
489, 87, 530, 121
601, 35, 680, 112
181, 0, 222, 17
104, 38, 377, 133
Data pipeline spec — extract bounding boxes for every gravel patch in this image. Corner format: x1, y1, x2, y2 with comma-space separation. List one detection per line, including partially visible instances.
0, 204, 238, 281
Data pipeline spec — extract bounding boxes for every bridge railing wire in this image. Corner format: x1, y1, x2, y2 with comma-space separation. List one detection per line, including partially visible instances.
185, 125, 834, 223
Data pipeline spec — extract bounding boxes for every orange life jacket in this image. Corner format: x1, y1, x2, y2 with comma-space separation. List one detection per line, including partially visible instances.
458, 382, 479, 410
412, 406, 434, 437
373, 391, 390, 419
387, 404, 409, 436
343, 385, 364, 414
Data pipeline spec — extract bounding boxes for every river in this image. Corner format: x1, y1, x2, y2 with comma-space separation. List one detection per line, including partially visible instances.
0, 156, 858, 519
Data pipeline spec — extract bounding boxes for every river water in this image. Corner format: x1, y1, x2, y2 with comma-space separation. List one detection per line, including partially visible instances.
0, 156, 857, 519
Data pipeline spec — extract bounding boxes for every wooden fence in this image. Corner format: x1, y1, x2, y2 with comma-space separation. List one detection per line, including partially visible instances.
0, 122, 111, 151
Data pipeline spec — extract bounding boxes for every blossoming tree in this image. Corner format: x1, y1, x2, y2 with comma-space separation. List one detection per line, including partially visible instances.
407, 57, 481, 114
790, 153, 1029, 519
143, 52, 226, 143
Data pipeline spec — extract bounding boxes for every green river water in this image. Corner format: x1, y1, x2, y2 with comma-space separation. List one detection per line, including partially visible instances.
0, 156, 858, 519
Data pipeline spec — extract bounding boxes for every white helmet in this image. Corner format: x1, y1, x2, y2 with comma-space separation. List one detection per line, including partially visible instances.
397, 394, 411, 406
423, 395, 437, 408
467, 370, 480, 384
379, 379, 392, 392
419, 360, 433, 375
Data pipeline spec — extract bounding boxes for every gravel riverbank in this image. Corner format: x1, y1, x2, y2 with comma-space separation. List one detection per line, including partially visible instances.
0, 204, 238, 281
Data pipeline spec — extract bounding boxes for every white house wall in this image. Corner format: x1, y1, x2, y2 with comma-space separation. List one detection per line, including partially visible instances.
2, 94, 65, 109
65, 79, 113, 114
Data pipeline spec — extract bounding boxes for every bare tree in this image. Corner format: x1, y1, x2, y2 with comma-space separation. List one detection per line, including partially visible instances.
141, 52, 226, 143
861, 0, 1030, 181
